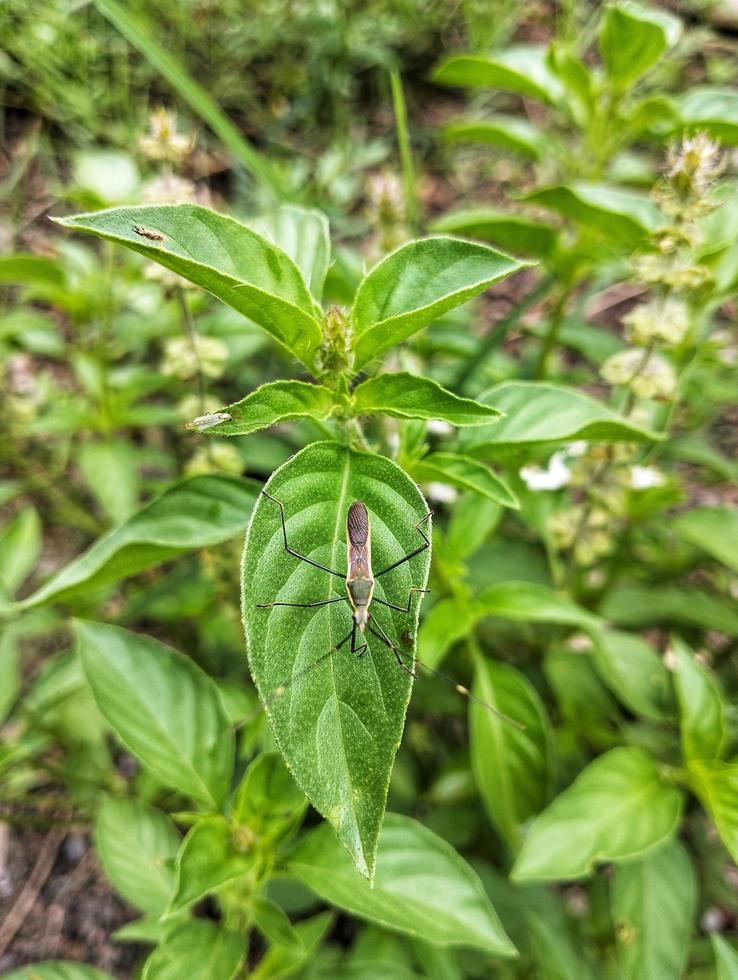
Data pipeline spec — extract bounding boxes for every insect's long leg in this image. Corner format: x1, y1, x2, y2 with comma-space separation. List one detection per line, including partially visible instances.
257, 596, 348, 610
375, 510, 432, 578
373, 588, 429, 614
369, 617, 525, 729
351, 622, 368, 658
262, 491, 344, 579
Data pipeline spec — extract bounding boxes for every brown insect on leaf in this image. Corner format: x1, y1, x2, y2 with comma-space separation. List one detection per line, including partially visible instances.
132, 224, 166, 242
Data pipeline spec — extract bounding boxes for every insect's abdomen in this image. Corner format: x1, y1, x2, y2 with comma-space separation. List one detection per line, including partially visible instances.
347, 500, 369, 547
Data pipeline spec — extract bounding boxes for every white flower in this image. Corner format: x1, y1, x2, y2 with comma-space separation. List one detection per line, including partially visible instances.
520, 451, 571, 491
567, 441, 588, 458
425, 482, 458, 504
427, 420, 454, 436
629, 465, 666, 490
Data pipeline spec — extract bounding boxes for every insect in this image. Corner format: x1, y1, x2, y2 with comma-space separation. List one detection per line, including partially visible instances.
185, 412, 232, 432
256, 492, 523, 726
132, 224, 166, 242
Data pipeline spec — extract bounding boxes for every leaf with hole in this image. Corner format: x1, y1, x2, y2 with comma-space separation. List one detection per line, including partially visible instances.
77, 621, 233, 809
243, 441, 431, 880
55, 204, 323, 369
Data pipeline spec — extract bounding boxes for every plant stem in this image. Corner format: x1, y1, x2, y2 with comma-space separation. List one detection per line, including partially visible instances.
534, 284, 571, 379
175, 285, 207, 415
390, 69, 419, 234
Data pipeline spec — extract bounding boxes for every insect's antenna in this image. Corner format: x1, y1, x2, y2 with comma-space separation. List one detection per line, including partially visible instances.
370, 618, 525, 731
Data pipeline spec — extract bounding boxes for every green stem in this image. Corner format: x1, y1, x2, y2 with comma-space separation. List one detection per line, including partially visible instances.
390, 69, 419, 234
534, 284, 573, 379
175, 285, 207, 415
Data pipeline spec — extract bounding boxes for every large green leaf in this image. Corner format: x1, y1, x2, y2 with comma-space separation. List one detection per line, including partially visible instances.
168, 815, 252, 913
475, 582, 602, 631
442, 116, 551, 161
19, 475, 259, 609
471, 656, 553, 848
411, 454, 519, 509
142, 920, 246, 980
678, 88, 738, 145
55, 205, 323, 369
590, 629, 672, 721
433, 46, 563, 105
286, 814, 516, 956
672, 636, 725, 763
194, 381, 335, 437
252, 205, 331, 302
512, 748, 684, 881
429, 208, 558, 259
352, 373, 501, 426
600, 585, 738, 636
599, 3, 681, 87
351, 237, 529, 370
243, 441, 431, 880
611, 839, 696, 980
689, 761, 738, 863
524, 183, 663, 245
674, 506, 738, 573
713, 935, 738, 980
95, 796, 180, 914
77, 621, 233, 809
461, 382, 661, 455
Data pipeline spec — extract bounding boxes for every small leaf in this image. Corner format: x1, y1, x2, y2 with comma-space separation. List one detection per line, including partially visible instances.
600, 3, 681, 87
689, 760, 738, 863
524, 183, 663, 245
251, 912, 332, 979
95, 796, 180, 914
512, 748, 684, 881
475, 582, 602, 631
168, 815, 251, 913
351, 237, 529, 369
442, 116, 551, 161
678, 88, 738, 145
674, 506, 738, 573
590, 629, 672, 721
713, 934, 738, 980
142, 920, 246, 980
77, 440, 140, 524
0, 965, 114, 980
430, 209, 559, 259
0, 507, 41, 595
77, 621, 233, 808
411, 453, 519, 509
471, 656, 553, 847
231, 752, 306, 837
417, 596, 476, 670
55, 204, 323, 369
197, 381, 335, 437
672, 636, 725, 763
19, 475, 259, 608
433, 46, 563, 105
243, 441, 431, 880
252, 895, 304, 953
600, 585, 738, 636
611, 839, 696, 980
461, 382, 661, 454
352, 373, 501, 426
252, 205, 331, 302
286, 813, 517, 956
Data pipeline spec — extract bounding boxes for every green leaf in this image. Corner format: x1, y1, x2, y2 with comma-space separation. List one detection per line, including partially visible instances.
600, 3, 681, 87
352, 373, 501, 426
713, 934, 738, 980
95, 796, 180, 914
475, 582, 602, 631
471, 656, 553, 847
674, 506, 738, 573
433, 46, 563, 105
417, 596, 476, 670
252, 205, 331, 302
19, 474, 258, 609
231, 752, 306, 837
590, 629, 672, 721
286, 813, 516, 956
251, 912, 332, 980
524, 183, 663, 245
461, 382, 662, 454
193, 381, 335, 437
429, 208, 559, 259
77, 440, 140, 524
0, 965, 114, 980
611, 839, 696, 980
351, 237, 529, 370
252, 896, 304, 953
142, 920, 246, 980
512, 748, 684, 881
600, 585, 738, 636
442, 116, 550, 161
77, 621, 233, 808
672, 636, 725, 763
689, 760, 738, 863
0, 507, 41, 595
168, 815, 252, 913
0, 629, 21, 724
411, 453, 519, 509
678, 88, 738, 145
55, 205, 323, 369
243, 441, 431, 880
